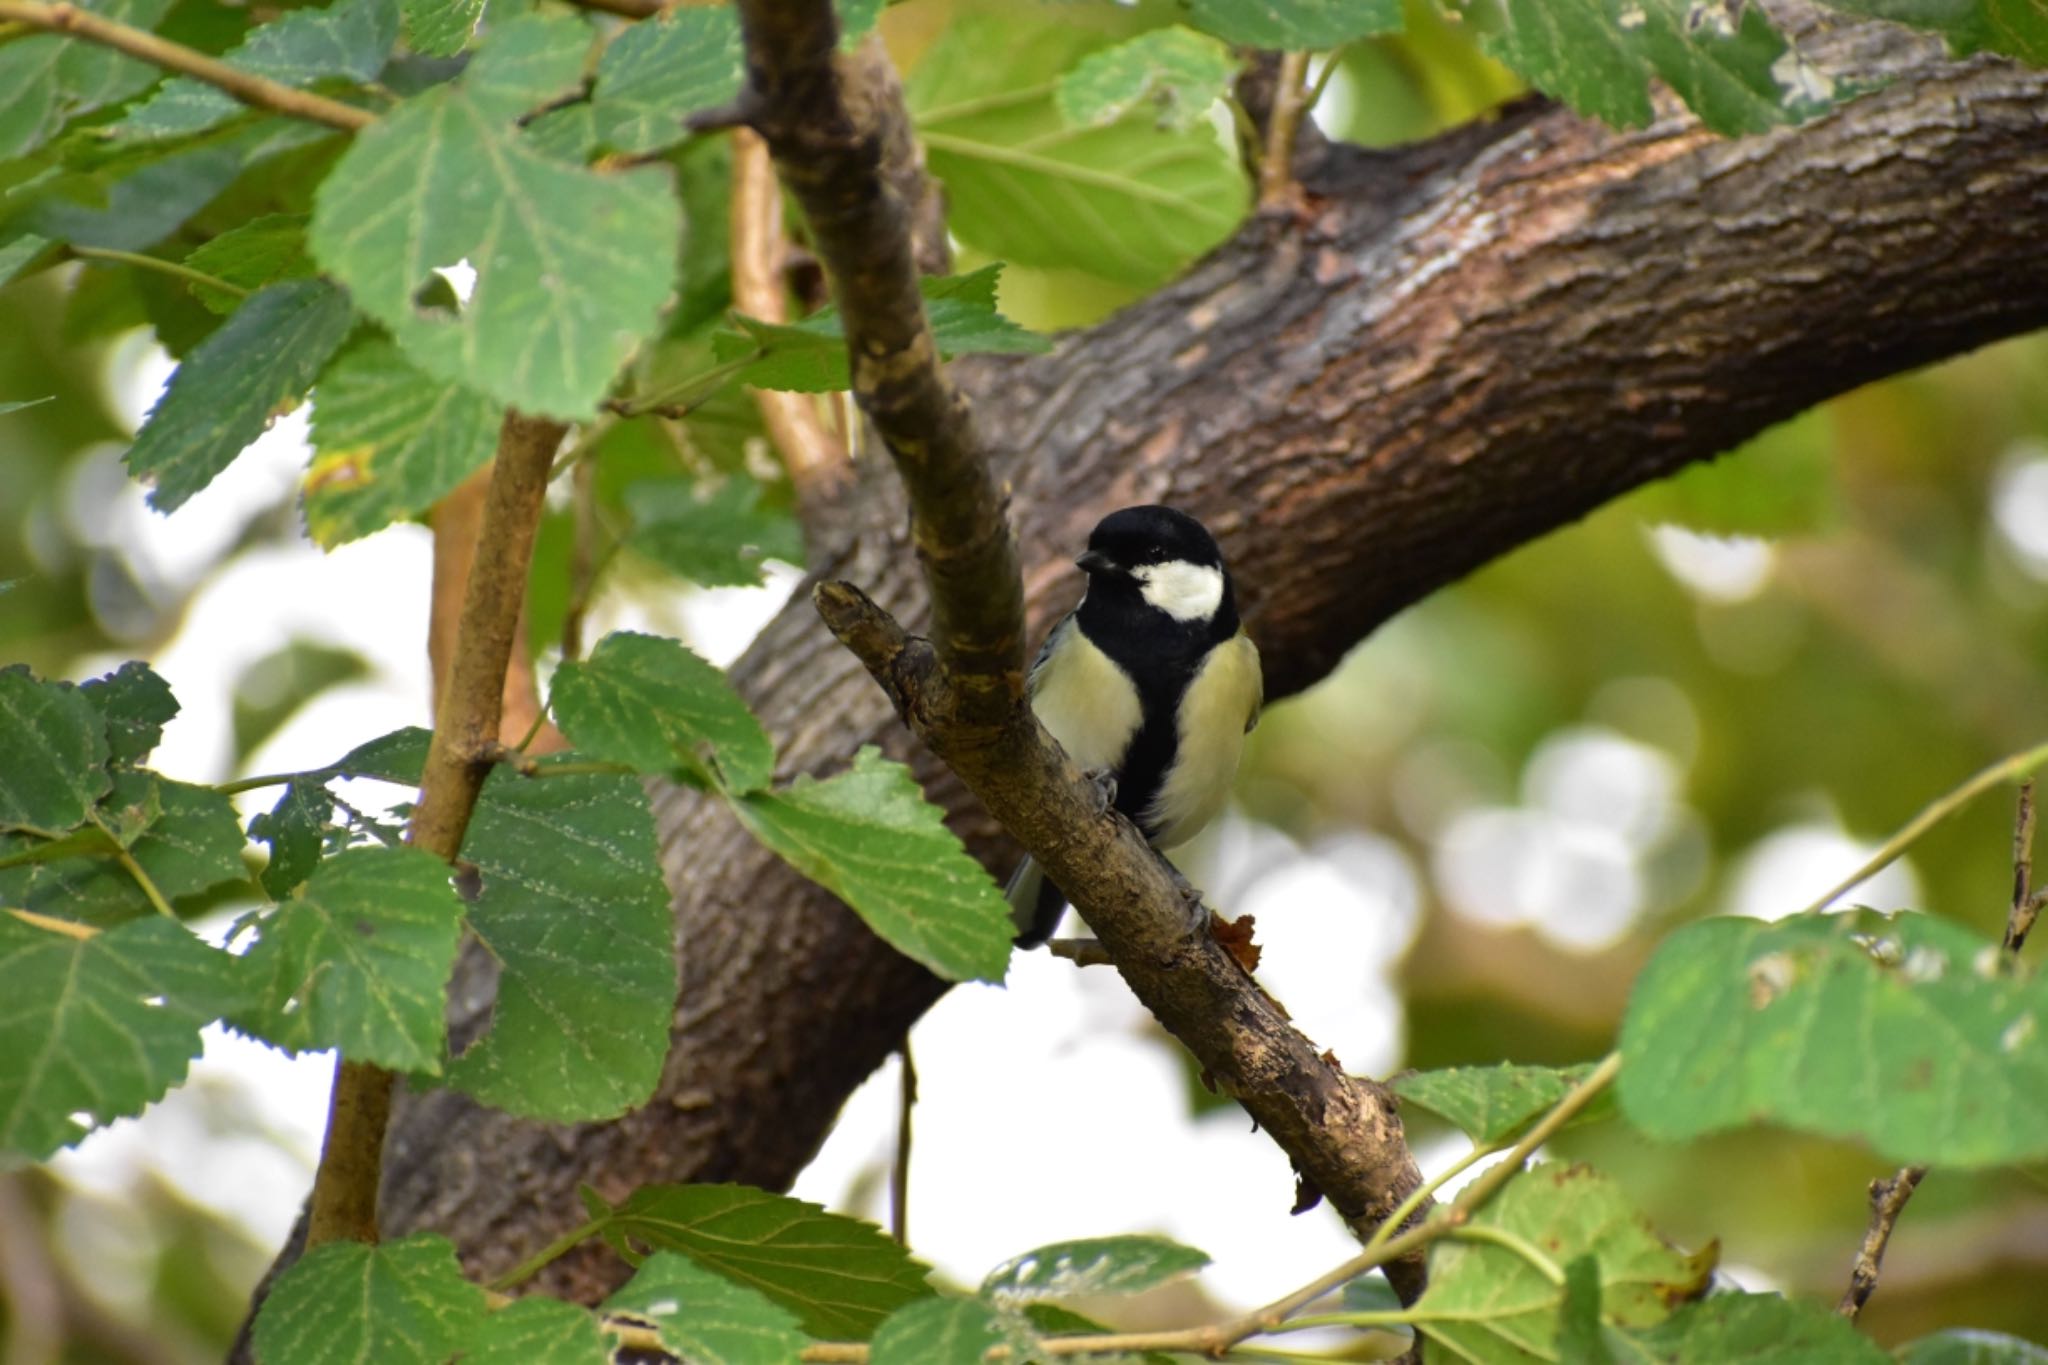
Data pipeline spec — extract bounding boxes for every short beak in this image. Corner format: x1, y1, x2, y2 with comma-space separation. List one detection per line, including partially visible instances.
1075, 549, 1116, 575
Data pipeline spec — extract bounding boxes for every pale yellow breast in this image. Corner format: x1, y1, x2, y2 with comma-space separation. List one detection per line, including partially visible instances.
1029, 618, 1143, 773
1144, 630, 1262, 849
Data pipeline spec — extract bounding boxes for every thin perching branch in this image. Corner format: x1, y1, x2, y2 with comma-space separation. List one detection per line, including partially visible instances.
303, 413, 567, 1247
732, 0, 1431, 1306
0, 0, 371, 131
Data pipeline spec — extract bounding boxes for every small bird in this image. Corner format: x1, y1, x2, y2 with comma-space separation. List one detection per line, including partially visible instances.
1008, 505, 1263, 947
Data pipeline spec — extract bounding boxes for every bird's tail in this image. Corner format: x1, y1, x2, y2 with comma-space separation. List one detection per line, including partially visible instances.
1005, 855, 1069, 948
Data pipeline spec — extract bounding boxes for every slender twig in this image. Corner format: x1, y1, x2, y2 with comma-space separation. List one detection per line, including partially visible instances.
890, 1042, 915, 1246
1837, 1165, 1927, 1319
113, 848, 176, 920
69, 245, 246, 300
0, 0, 371, 131
484, 1217, 605, 1293
304, 414, 566, 1249
1305, 48, 1349, 115
2007, 778, 2037, 952
216, 770, 306, 795
1797, 740, 2048, 917
1258, 50, 1312, 209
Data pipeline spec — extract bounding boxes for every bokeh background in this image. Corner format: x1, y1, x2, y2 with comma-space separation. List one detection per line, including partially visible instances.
4, 1, 2047, 1358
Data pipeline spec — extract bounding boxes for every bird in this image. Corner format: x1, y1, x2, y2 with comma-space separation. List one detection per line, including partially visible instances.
1008, 505, 1263, 947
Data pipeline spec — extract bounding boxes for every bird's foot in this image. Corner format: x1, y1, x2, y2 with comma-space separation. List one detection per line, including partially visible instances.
1084, 767, 1119, 816
1162, 859, 1211, 934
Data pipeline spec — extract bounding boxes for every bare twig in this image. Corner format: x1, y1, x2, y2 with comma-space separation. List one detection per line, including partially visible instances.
304, 413, 566, 1248
2008, 778, 2038, 952
890, 1042, 915, 1247
1045, 937, 1113, 966
0, 0, 371, 130
1258, 50, 1312, 209
730, 127, 850, 503
1837, 1165, 1927, 1319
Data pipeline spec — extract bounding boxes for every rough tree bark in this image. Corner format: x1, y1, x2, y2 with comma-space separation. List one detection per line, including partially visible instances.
376, 16, 2048, 1304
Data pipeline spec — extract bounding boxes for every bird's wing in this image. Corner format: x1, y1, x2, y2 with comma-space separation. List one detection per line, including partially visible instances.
1242, 630, 1264, 733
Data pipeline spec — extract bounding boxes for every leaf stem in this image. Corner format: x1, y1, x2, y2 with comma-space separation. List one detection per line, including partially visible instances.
484, 1217, 605, 1292
216, 770, 309, 796
0, 0, 371, 131
69, 244, 247, 299
1448, 1222, 1566, 1285
1795, 738, 2048, 917
1258, 50, 1312, 208
114, 848, 177, 919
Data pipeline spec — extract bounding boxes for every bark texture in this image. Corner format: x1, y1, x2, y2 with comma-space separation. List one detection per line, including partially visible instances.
378, 21, 2048, 1303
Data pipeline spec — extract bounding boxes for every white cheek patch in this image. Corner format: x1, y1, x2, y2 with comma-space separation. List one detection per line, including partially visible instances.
1134, 560, 1225, 622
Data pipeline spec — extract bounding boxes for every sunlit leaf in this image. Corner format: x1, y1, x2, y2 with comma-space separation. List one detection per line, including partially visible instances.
1605, 1290, 1888, 1362
602, 1252, 810, 1364
872, 1298, 1006, 1365
125, 279, 355, 513
1620, 909, 2048, 1166
730, 747, 1014, 983
1897, 1329, 2048, 1364
404, 0, 484, 57
981, 1236, 1210, 1302
550, 631, 775, 792
306, 337, 505, 546
0, 915, 247, 1160
1392, 1060, 1606, 1144
1056, 27, 1238, 132
1178, 0, 1402, 49
595, 1183, 935, 1340
250, 1234, 487, 1365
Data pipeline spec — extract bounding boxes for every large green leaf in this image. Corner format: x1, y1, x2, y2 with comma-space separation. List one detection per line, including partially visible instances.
236, 844, 465, 1070
444, 762, 675, 1120
306, 336, 505, 546
250, 1234, 487, 1365
125, 279, 356, 513
1620, 909, 2048, 1166
1604, 1291, 1889, 1363
730, 747, 1013, 983
1392, 1061, 1604, 1144
872, 1299, 1007, 1365
0, 0, 175, 158
1178, 0, 1402, 48
602, 1252, 811, 1365
0, 666, 110, 835
550, 631, 775, 792
80, 661, 179, 767
1411, 1164, 1714, 1362
712, 264, 1052, 393
1057, 27, 1239, 132
1461, 0, 1838, 136
1897, 1330, 2048, 1364
981, 1236, 1210, 1302
468, 1298, 611, 1365
624, 477, 805, 589
0, 773, 250, 925
1821, 1, 2048, 64
183, 214, 317, 315
309, 14, 679, 419
589, 6, 743, 155
906, 15, 1247, 285
594, 1183, 935, 1340
403, 0, 484, 57
120, 0, 397, 140
0, 915, 248, 1160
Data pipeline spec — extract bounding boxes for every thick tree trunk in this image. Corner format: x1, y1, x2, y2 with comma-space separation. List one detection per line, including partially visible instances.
376, 21, 2048, 1301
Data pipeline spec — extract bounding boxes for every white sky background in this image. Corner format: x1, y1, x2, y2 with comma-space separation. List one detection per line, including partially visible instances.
36, 334, 1945, 1321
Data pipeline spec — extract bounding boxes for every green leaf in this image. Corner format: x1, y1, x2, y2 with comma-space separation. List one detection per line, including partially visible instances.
121, 0, 397, 140
595, 1183, 935, 1340
550, 631, 775, 792
0, 236, 53, 288
1056, 27, 1238, 133
0, 774, 249, 924
625, 477, 805, 589
906, 15, 1248, 286
730, 747, 1013, 983
0, 915, 248, 1160
0, 666, 111, 835
1018, 1303, 1178, 1364
404, 0, 484, 57
1340, 1271, 1406, 1315
183, 214, 317, 315
1897, 1330, 2048, 1364
249, 779, 335, 899
1619, 909, 2048, 1167
0, 396, 55, 415
602, 1252, 811, 1364
125, 279, 356, 514
236, 844, 465, 1070
468, 1297, 612, 1365
1179, 0, 1402, 50
0, 0, 175, 158
1412, 1164, 1714, 1362
1462, 0, 1837, 136
1605, 1291, 1888, 1363
1821, 1, 2048, 65
332, 725, 433, 783
872, 1298, 1007, 1365
589, 6, 743, 155
445, 761, 676, 1120
250, 1234, 487, 1365
1559, 1255, 1617, 1365
306, 337, 505, 546
310, 14, 680, 419
1392, 1061, 1603, 1144
712, 264, 1052, 394
981, 1236, 1210, 1301
80, 662, 178, 767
